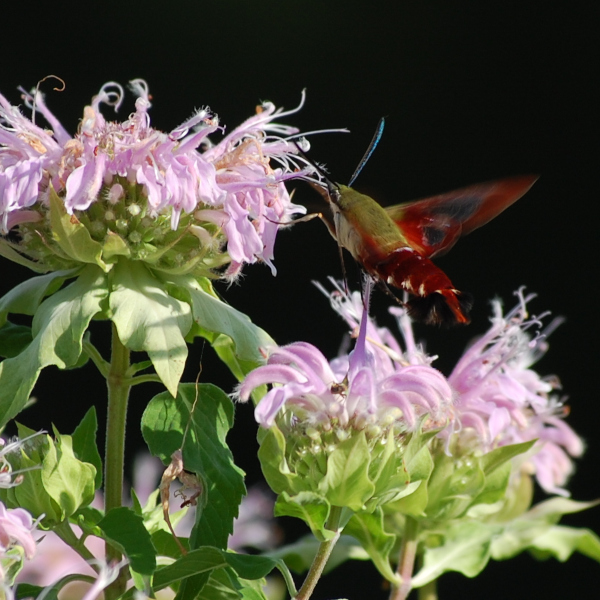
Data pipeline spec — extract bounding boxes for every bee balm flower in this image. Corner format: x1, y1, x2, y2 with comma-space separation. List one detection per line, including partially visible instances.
238, 290, 455, 514
449, 290, 584, 495
0, 80, 311, 278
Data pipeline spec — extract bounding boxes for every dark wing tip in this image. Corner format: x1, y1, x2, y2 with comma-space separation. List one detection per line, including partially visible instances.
406, 290, 474, 326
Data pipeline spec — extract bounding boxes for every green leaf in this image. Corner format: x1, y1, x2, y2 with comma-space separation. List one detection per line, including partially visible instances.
15, 582, 60, 600
0, 265, 108, 428
109, 260, 192, 396
412, 520, 500, 587
71, 407, 103, 490
223, 553, 279, 580
0, 238, 48, 273
479, 439, 536, 475
528, 525, 600, 563
468, 460, 511, 508
98, 506, 157, 575
153, 547, 227, 590
0, 268, 78, 325
490, 497, 600, 560
0, 322, 32, 358
197, 568, 244, 600
525, 497, 600, 521
425, 452, 486, 521
275, 491, 333, 542
257, 426, 302, 496
167, 275, 274, 373
49, 187, 108, 270
0, 425, 96, 525
152, 548, 279, 598
142, 384, 245, 549
152, 529, 190, 559
318, 432, 375, 512
102, 230, 131, 261
43, 429, 96, 519
344, 509, 399, 584
381, 427, 436, 517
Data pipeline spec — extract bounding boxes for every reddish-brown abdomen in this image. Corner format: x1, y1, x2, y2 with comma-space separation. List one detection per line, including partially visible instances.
364, 247, 472, 325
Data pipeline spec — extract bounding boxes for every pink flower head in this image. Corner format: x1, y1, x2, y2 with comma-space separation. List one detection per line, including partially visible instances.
238, 282, 455, 436
0, 80, 314, 277
449, 289, 584, 495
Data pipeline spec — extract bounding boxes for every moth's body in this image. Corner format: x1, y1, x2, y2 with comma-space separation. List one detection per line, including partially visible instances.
316, 177, 537, 325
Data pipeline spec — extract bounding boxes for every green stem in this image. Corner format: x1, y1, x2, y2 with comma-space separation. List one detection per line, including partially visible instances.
389, 516, 420, 600
294, 506, 344, 600
418, 579, 438, 600
53, 521, 100, 573
103, 323, 132, 600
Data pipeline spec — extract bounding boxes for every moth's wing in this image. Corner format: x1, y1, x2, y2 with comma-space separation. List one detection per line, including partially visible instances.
385, 175, 538, 257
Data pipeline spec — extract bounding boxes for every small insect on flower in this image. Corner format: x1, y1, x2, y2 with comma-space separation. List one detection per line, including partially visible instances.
305, 120, 538, 325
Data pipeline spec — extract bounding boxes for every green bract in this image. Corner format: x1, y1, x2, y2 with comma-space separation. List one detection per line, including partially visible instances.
1, 185, 229, 277
0, 424, 96, 527
258, 420, 436, 543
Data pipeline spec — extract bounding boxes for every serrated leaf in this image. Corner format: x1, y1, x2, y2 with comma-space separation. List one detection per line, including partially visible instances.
412, 520, 501, 587
344, 509, 399, 584
318, 432, 375, 511
0, 265, 108, 428
142, 384, 245, 549
275, 491, 333, 542
71, 407, 103, 490
98, 506, 157, 575
109, 260, 192, 396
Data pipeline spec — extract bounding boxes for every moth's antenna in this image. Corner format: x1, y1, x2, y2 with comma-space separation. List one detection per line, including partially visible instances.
348, 117, 385, 187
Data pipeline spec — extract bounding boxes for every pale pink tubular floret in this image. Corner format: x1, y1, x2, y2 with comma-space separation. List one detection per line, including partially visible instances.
0, 501, 37, 561
0, 80, 314, 274
449, 289, 583, 495
239, 316, 455, 433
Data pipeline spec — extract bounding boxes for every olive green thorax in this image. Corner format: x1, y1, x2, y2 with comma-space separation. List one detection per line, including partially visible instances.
331, 185, 409, 259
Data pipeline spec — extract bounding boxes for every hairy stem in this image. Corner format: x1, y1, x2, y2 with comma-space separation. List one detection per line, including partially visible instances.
389, 516, 420, 600
294, 506, 344, 600
103, 323, 132, 600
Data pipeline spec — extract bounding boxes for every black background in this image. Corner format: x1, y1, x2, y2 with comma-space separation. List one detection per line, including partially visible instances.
2, 1, 599, 598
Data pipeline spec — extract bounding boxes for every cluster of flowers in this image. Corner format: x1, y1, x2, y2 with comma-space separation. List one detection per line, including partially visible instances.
0, 80, 314, 278
240, 283, 582, 497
